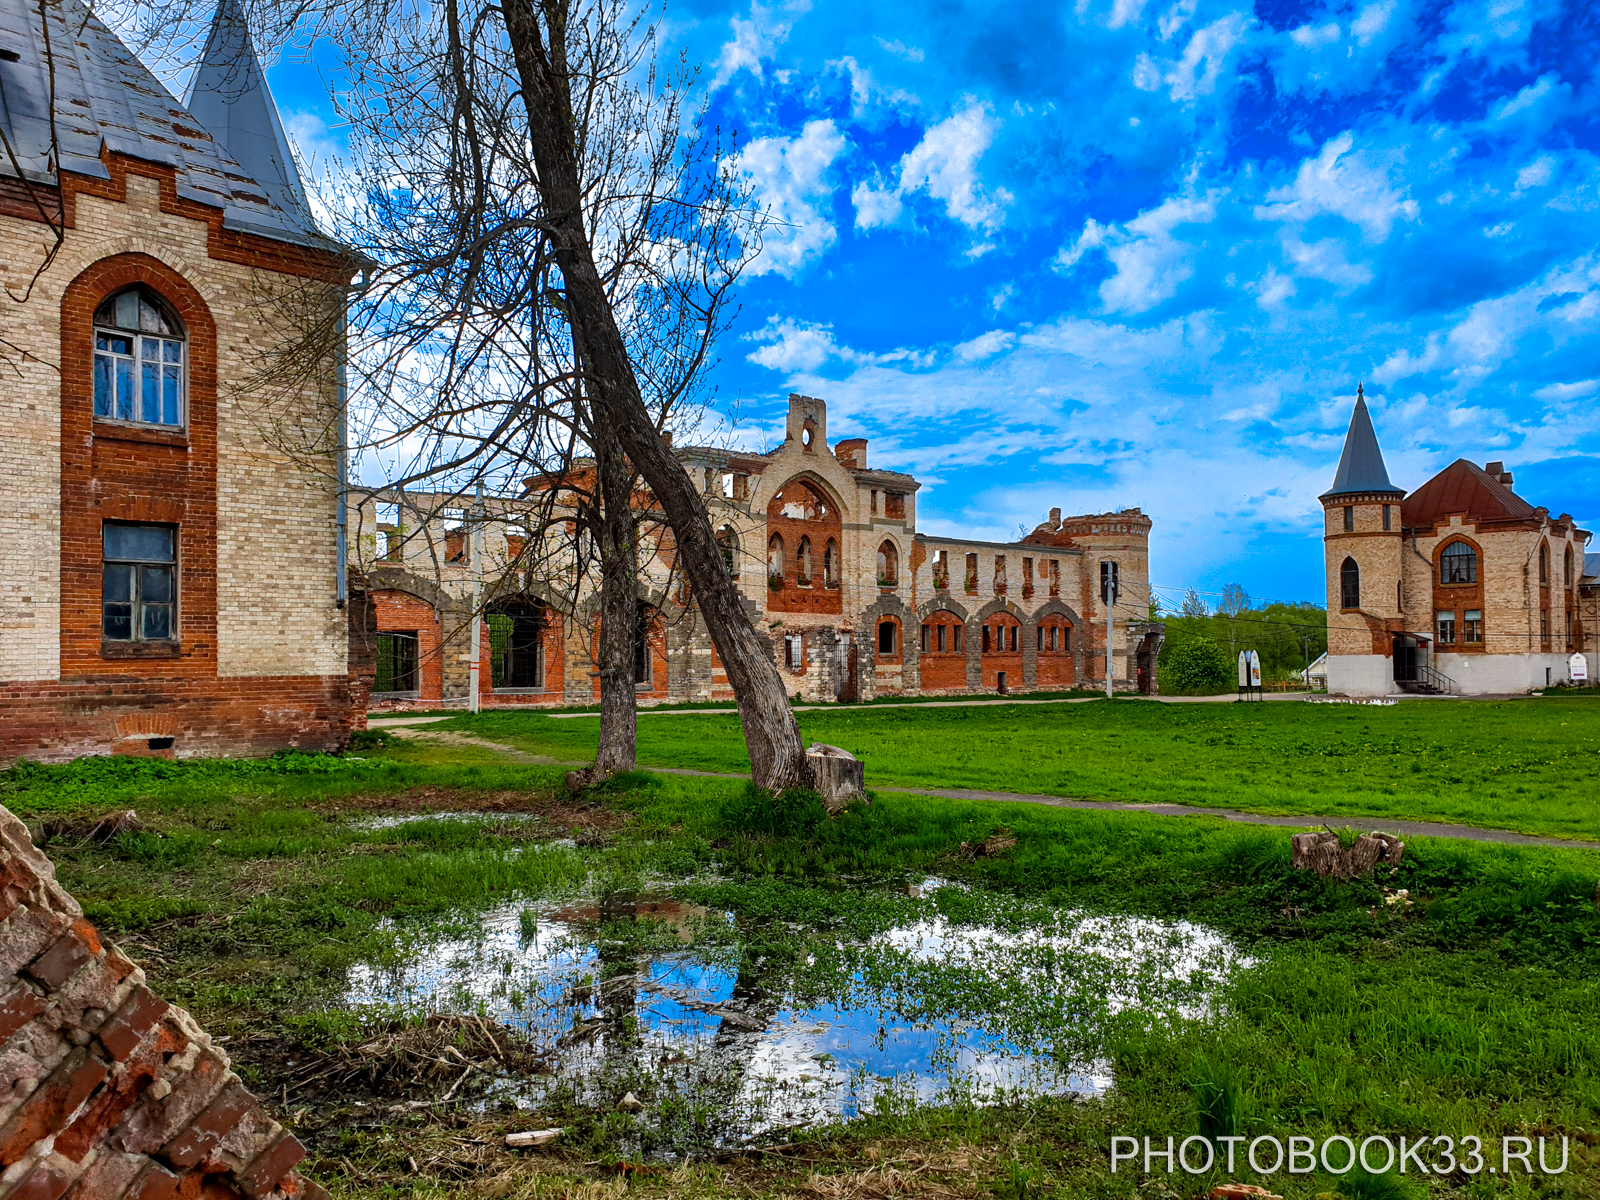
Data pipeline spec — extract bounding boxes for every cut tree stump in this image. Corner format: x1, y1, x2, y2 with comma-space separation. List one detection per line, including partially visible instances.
806, 742, 865, 814
1290, 830, 1405, 879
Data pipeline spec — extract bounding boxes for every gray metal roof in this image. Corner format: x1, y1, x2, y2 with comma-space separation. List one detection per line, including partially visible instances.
0, 0, 326, 247
1323, 388, 1403, 498
1585, 553, 1600, 583
182, 0, 317, 243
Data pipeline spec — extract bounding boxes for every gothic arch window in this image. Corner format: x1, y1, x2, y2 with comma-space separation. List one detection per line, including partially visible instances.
876, 540, 899, 587
94, 286, 185, 427
767, 534, 784, 587
824, 538, 839, 588
801, 417, 817, 450
797, 535, 814, 586
715, 525, 739, 576
1565, 547, 1574, 587
1539, 543, 1549, 584
1440, 541, 1477, 585
1340, 557, 1360, 610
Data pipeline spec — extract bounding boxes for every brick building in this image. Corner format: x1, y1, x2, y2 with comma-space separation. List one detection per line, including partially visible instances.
0, 0, 363, 764
357, 394, 1163, 707
1321, 388, 1595, 696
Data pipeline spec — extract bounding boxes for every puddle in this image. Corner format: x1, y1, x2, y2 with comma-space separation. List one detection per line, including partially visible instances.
344, 880, 1251, 1150
349, 811, 545, 832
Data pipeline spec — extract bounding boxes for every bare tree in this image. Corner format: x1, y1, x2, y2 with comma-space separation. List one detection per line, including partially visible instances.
1218, 584, 1251, 617
1180, 588, 1208, 619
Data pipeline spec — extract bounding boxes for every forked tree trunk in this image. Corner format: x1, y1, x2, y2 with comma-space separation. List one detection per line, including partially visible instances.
590, 424, 638, 779
503, 0, 809, 792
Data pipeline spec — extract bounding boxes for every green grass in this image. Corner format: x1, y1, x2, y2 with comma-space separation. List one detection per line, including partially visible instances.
4, 725, 1599, 1199
426, 690, 1600, 840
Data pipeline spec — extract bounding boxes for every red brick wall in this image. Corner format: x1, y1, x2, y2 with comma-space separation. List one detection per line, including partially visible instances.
1036, 615, 1075, 687
370, 590, 443, 702
980, 614, 1022, 689
919, 610, 966, 690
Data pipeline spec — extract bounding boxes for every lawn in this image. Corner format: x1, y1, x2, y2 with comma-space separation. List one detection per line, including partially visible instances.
428, 690, 1600, 841
2, 739, 1598, 1200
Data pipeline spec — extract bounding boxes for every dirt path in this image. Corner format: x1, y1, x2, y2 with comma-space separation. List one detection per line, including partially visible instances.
381, 726, 1598, 852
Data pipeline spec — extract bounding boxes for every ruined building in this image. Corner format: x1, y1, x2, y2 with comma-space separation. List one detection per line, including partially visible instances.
1321, 388, 1597, 696
0, 0, 362, 765
359, 395, 1164, 707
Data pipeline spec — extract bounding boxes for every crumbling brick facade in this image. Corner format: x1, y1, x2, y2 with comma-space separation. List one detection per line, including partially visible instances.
355, 395, 1162, 706
0, 804, 325, 1199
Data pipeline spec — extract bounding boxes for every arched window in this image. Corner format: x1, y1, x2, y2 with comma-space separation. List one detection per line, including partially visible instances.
797, 536, 814, 586
715, 525, 739, 576
1565, 547, 1574, 587
877, 619, 897, 657
767, 534, 784, 588
1539, 543, 1549, 584
801, 417, 816, 450
824, 538, 839, 587
94, 286, 185, 427
1340, 557, 1360, 609
876, 540, 899, 587
1440, 541, 1477, 585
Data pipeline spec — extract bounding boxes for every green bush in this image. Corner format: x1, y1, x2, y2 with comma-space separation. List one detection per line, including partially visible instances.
717, 783, 829, 838
1160, 635, 1233, 694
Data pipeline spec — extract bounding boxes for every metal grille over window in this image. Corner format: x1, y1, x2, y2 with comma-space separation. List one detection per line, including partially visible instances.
374, 633, 420, 694
103, 523, 175, 641
93, 288, 185, 427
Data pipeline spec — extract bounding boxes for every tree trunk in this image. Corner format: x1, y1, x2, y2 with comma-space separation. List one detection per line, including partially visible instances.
502, 0, 809, 792
590, 423, 638, 779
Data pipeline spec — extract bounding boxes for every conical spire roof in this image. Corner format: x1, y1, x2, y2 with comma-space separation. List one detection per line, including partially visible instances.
1322, 386, 1404, 498
183, 0, 319, 240
0, 0, 324, 246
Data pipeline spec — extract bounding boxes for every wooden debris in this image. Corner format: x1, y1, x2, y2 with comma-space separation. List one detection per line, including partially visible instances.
1211, 1185, 1282, 1200
958, 830, 1018, 860
505, 1128, 562, 1148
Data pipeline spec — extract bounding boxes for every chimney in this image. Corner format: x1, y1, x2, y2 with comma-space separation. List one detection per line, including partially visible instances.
1049, 507, 1061, 530
835, 438, 867, 469
1484, 461, 1503, 476
1500, 472, 1513, 487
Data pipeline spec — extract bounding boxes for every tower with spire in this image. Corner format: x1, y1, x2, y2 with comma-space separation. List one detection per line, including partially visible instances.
1320, 386, 1408, 696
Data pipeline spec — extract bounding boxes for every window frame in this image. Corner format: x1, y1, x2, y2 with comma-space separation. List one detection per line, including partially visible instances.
373, 631, 421, 696
93, 287, 187, 430
877, 619, 897, 657
102, 521, 177, 643
1340, 557, 1360, 610
1439, 540, 1478, 586
1463, 609, 1483, 644
1435, 610, 1455, 645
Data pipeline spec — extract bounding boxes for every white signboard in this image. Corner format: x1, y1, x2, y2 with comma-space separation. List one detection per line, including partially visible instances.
1249, 650, 1262, 688
1572, 653, 1589, 682
1238, 651, 1249, 688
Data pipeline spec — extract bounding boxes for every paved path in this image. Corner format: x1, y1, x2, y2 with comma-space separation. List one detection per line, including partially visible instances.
373, 723, 1598, 852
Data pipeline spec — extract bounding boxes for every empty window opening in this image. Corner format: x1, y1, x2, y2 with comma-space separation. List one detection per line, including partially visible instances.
635, 605, 656, 687
1382, 504, 1391, 531
103, 522, 175, 641
797, 536, 814, 586
877, 541, 899, 587
824, 538, 839, 587
965, 553, 979, 592
375, 631, 420, 694
785, 632, 804, 671
994, 555, 1007, 593
885, 491, 906, 519
1343, 505, 1354, 532
933, 550, 949, 589
716, 525, 739, 576
877, 620, 897, 656
1049, 559, 1060, 596
94, 287, 185, 428
767, 535, 785, 588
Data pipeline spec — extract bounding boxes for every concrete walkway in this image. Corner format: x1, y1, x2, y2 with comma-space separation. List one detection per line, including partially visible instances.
373, 722, 1598, 852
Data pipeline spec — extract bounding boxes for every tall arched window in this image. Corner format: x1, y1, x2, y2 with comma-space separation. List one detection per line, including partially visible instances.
1565, 547, 1574, 587
1539, 543, 1549, 583
824, 538, 839, 588
797, 536, 814, 586
767, 535, 784, 587
1340, 557, 1360, 609
94, 286, 185, 427
1440, 541, 1477, 585
716, 525, 739, 576
876, 540, 899, 587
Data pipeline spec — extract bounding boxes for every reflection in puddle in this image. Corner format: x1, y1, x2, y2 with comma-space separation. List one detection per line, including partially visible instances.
344, 881, 1250, 1148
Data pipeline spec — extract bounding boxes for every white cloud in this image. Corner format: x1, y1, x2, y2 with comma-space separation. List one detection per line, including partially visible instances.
1136, 13, 1251, 102
711, 0, 811, 90
876, 101, 1013, 233
745, 318, 843, 371
851, 177, 904, 230
736, 120, 848, 277
1533, 380, 1598, 402
1281, 236, 1373, 287
954, 330, 1016, 361
1514, 154, 1556, 191
1256, 131, 1420, 241
1053, 219, 1111, 271
874, 36, 924, 62
1107, 0, 1148, 30
1064, 193, 1218, 314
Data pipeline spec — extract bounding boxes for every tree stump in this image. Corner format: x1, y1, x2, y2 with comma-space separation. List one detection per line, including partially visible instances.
806, 743, 865, 814
1290, 830, 1405, 879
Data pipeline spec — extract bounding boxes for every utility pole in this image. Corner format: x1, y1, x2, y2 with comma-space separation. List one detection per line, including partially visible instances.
468, 481, 485, 714
1101, 560, 1119, 700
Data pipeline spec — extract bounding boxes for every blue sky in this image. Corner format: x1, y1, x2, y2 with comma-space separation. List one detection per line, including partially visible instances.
257, 0, 1599, 608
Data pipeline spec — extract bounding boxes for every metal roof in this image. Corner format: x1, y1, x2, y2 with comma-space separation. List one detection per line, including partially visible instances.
1402, 459, 1540, 529
1585, 553, 1600, 582
0, 0, 326, 247
1322, 389, 1403, 497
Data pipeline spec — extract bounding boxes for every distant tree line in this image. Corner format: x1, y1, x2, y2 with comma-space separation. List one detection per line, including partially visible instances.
1156, 588, 1327, 694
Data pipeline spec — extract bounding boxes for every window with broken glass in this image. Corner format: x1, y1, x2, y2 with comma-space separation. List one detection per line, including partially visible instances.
103, 523, 175, 641
94, 287, 185, 427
